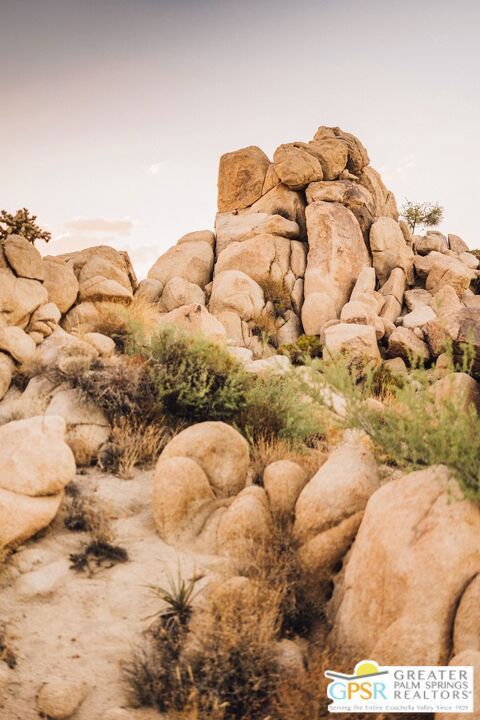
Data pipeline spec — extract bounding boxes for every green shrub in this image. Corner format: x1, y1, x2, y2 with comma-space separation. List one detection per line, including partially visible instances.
238, 373, 323, 443
305, 355, 480, 501
137, 328, 251, 423
278, 334, 323, 365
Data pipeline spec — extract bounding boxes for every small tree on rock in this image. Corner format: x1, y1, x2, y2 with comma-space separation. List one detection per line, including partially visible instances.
400, 199, 444, 235
0, 208, 51, 244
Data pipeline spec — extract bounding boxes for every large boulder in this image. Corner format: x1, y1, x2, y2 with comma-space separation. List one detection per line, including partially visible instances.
42, 257, 80, 313
330, 466, 480, 666
0, 489, 64, 550
323, 323, 380, 363
157, 304, 227, 343
332, 127, 370, 174
0, 268, 48, 327
263, 460, 308, 516
0, 415, 76, 496
209, 270, 265, 321
215, 235, 293, 284
148, 241, 214, 289
311, 127, 348, 180
302, 201, 370, 334
273, 142, 323, 190
425, 252, 476, 297
243, 184, 307, 238
215, 211, 300, 256
159, 421, 249, 498
0, 326, 36, 364
217, 145, 271, 212
3, 235, 44, 280
161, 276, 205, 311
152, 456, 216, 545
45, 388, 110, 465
369, 217, 414, 285
294, 437, 379, 593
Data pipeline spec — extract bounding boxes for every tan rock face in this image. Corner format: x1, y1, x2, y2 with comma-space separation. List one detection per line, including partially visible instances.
244, 183, 307, 238
331, 466, 480, 665
302, 201, 370, 334
369, 216, 414, 286
425, 252, 476, 296
158, 303, 226, 343
216, 485, 272, 561
3, 234, 45, 280
0, 489, 64, 549
217, 145, 270, 212
215, 211, 300, 256
209, 270, 265, 321
215, 234, 294, 285
0, 326, 36, 364
0, 416, 76, 497
448, 233, 469, 254
0, 352, 14, 400
160, 421, 249, 498
0, 268, 48, 327
36, 678, 88, 719
177, 229, 215, 247
263, 460, 308, 516
148, 241, 214, 289
161, 276, 205, 311
332, 127, 370, 174
273, 143, 323, 190
323, 323, 380, 362
152, 456, 216, 545
387, 326, 430, 364
311, 127, 348, 180
430, 372, 480, 413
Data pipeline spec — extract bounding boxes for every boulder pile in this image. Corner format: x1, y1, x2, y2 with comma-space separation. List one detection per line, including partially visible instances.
134, 125, 480, 368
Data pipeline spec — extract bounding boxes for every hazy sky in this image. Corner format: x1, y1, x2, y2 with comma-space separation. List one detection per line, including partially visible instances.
2, 0, 479, 278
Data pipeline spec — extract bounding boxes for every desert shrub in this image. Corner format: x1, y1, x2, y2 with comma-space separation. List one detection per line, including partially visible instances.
131, 327, 251, 423
241, 515, 323, 638
99, 417, 173, 479
278, 334, 323, 365
238, 373, 324, 443
183, 588, 281, 720
65, 492, 129, 574
50, 355, 157, 424
306, 354, 480, 501
259, 277, 292, 317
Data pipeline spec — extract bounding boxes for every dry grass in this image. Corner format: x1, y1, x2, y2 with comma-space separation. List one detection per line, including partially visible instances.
249, 309, 278, 347
100, 417, 174, 479
64, 490, 128, 575
92, 295, 161, 346
259, 277, 292, 317
250, 437, 327, 484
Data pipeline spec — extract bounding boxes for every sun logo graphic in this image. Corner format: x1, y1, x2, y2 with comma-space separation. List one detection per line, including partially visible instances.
325, 659, 389, 710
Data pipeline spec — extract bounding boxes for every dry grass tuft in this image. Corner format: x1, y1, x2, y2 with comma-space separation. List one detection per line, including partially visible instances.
250, 309, 278, 347
92, 295, 161, 347
99, 417, 174, 479
259, 277, 292, 317
64, 491, 129, 575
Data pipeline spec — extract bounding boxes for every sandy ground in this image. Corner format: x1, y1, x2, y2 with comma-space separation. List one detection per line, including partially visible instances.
0, 469, 228, 719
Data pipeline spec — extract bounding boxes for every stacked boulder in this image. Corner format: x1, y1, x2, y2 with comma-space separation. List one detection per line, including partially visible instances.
140, 124, 480, 367
0, 415, 76, 550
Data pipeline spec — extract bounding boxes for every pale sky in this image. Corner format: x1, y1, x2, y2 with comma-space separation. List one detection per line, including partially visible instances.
2, 0, 479, 278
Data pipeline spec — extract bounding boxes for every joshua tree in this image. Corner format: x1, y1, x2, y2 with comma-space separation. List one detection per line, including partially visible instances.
0, 208, 51, 244
401, 199, 444, 235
